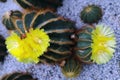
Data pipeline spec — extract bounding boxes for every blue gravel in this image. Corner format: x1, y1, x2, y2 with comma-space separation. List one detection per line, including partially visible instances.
0, 0, 120, 80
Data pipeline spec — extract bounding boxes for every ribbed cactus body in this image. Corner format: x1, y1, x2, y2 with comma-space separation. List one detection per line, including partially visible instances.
15, 0, 63, 11
61, 58, 82, 78
0, 35, 7, 62
1, 72, 36, 80
80, 5, 102, 24
3, 10, 76, 64
2, 10, 22, 31
0, 0, 7, 2
75, 25, 94, 63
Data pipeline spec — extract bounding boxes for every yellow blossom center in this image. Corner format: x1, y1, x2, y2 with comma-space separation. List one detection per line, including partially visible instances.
5, 28, 50, 63
91, 25, 116, 64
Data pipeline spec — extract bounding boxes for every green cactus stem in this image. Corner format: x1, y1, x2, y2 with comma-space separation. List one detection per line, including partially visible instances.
15, 0, 63, 11
74, 25, 95, 63
61, 58, 82, 78
80, 5, 103, 24
0, 0, 7, 2
1, 72, 37, 80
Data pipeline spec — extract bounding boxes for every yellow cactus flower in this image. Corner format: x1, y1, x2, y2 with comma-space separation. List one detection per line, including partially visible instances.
6, 28, 50, 63
91, 25, 116, 64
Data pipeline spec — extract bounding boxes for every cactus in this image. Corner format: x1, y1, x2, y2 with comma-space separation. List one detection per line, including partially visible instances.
15, 0, 63, 11
61, 58, 82, 78
2, 10, 23, 31
80, 5, 103, 24
74, 24, 116, 64
0, 0, 7, 2
0, 35, 7, 62
74, 25, 94, 63
3, 10, 76, 64
1, 72, 36, 80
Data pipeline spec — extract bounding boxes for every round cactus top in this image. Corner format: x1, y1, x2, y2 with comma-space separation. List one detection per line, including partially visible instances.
80, 5, 103, 24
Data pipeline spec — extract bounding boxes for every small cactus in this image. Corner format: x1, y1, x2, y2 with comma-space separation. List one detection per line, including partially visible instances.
15, 0, 63, 11
2, 10, 22, 31
61, 58, 82, 78
3, 10, 76, 64
74, 25, 116, 64
0, 35, 7, 62
0, 0, 7, 2
80, 5, 103, 24
1, 72, 36, 80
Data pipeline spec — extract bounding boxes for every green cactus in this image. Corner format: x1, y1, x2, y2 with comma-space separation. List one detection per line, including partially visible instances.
74, 25, 95, 63
80, 5, 103, 24
2, 10, 23, 31
74, 24, 116, 64
0, 0, 7, 2
0, 35, 7, 62
1, 72, 36, 80
15, 0, 63, 11
2, 10, 76, 64
61, 58, 82, 78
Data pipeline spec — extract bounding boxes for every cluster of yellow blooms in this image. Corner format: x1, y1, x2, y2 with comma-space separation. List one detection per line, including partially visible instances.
5, 25, 116, 64
91, 25, 116, 64
6, 29, 50, 63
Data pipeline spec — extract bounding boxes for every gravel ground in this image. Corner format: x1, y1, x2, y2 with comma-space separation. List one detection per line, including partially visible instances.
0, 0, 120, 80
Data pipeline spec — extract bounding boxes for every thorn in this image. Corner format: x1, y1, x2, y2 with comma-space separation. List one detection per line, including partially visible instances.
71, 34, 75, 39
59, 60, 66, 67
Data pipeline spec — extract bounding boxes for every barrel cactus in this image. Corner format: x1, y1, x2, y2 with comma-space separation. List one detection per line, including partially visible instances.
74, 25, 116, 64
0, 0, 7, 2
3, 10, 76, 64
61, 58, 82, 78
0, 35, 7, 62
80, 5, 103, 24
15, 0, 63, 11
2, 10, 23, 30
1, 72, 36, 80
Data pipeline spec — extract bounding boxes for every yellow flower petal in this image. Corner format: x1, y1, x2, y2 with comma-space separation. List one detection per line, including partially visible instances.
5, 32, 24, 57
6, 29, 50, 63
91, 25, 116, 64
